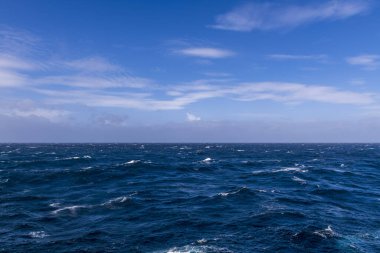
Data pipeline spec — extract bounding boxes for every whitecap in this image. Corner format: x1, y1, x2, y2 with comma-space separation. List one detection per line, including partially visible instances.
197, 239, 207, 244
218, 192, 230, 197
60, 156, 80, 160
83, 155, 92, 159
273, 167, 308, 173
156, 245, 232, 253
29, 231, 48, 238
252, 167, 307, 175
252, 170, 266, 174
0, 178, 9, 183
102, 196, 130, 206
52, 205, 91, 215
292, 176, 307, 184
237, 149, 245, 152
313, 225, 338, 239
125, 160, 140, 165
49, 202, 60, 208
202, 157, 212, 163
217, 187, 248, 197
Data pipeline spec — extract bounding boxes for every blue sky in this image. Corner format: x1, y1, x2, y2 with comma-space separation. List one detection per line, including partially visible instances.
1, 0, 380, 142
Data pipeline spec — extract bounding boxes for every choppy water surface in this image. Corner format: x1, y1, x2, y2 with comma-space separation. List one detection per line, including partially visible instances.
1, 144, 379, 252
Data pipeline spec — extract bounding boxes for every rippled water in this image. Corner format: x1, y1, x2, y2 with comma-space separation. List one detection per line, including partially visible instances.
1, 144, 379, 252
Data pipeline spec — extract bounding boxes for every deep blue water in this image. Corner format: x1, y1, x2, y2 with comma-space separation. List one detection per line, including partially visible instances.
0, 144, 379, 252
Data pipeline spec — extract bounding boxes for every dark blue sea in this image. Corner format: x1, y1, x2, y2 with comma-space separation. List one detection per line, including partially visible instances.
1, 144, 379, 252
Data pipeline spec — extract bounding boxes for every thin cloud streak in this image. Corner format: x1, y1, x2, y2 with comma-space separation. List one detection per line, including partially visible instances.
346, 54, 380, 70
175, 47, 235, 58
268, 54, 328, 62
211, 0, 370, 31
33, 81, 376, 111
64, 56, 123, 72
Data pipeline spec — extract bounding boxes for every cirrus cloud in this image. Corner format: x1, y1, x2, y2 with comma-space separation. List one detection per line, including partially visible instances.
211, 0, 370, 32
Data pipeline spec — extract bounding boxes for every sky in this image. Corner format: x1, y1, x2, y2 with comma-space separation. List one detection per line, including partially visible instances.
0, 0, 380, 142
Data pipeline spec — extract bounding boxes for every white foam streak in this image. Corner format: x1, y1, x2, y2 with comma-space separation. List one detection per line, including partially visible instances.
102, 196, 130, 206
292, 176, 307, 184
217, 187, 247, 197
52, 205, 91, 215
253, 167, 308, 175
273, 167, 308, 173
157, 245, 232, 253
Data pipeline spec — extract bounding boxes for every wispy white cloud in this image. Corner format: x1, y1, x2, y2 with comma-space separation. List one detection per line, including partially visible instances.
0, 53, 40, 88
186, 112, 201, 122
230, 82, 374, 105
0, 53, 37, 70
33, 81, 375, 111
36, 74, 152, 89
0, 27, 152, 90
346, 54, 379, 70
211, 0, 370, 31
0, 27, 377, 119
94, 113, 129, 126
0, 69, 27, 87
268, 54, 328, 62
64, 56, 122, 72
175, 47, 234, 59
0, 26, 40, 54
0, 100, 69, 122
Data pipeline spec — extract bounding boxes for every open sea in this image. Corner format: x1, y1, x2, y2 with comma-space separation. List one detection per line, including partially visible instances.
0, 144, 379, 252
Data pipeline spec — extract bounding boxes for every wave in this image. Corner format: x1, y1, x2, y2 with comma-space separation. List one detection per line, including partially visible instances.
52, 193, 137, 214
56, 155, 92, 161
101, 195, 133, 208
124, 160, 140, 165
155, 245, 232, 253
216, 187, 255, 198
28, 231, 49, 238
292, 225, 339, 246
52, 205, 92, 215
202, 158, 212, 163
313, 225, 338, 239
252, 167, 308, 175
273, 167, 308, 173
0, 178, 9, 184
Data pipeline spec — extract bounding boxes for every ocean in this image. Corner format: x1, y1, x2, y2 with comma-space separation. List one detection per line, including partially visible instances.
0, 144, 379, 252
